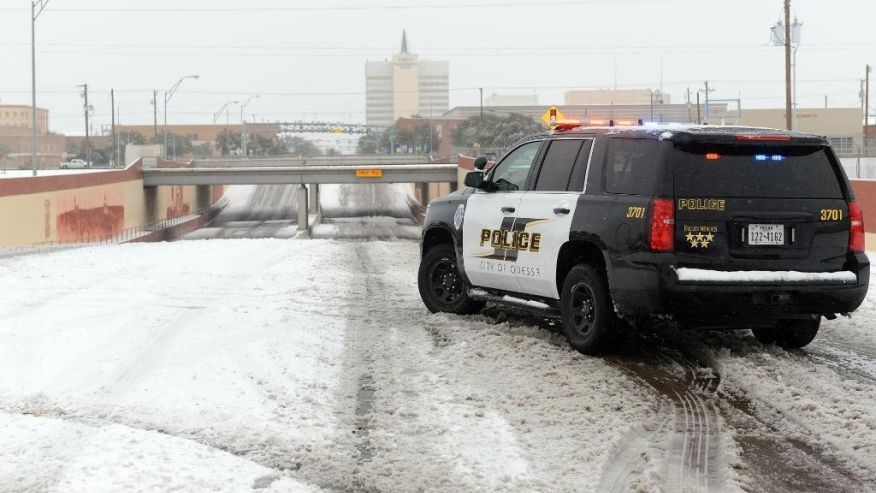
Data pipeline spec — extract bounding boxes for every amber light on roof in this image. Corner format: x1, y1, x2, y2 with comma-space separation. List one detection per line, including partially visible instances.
705, 153, 721, 160
736, 134, 792, 142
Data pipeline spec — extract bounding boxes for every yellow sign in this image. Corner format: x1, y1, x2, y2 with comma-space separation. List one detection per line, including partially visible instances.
355, 169, 383, 178
541, 105, 566, 127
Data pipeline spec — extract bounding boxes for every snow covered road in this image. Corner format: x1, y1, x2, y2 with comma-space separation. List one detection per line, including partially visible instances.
0, 238, 874, 492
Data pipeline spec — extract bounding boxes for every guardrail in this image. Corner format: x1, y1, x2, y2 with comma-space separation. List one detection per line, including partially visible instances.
32, 198, 229, 247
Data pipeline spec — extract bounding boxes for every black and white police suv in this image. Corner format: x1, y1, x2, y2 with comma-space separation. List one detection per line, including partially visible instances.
417, 123, 870, 354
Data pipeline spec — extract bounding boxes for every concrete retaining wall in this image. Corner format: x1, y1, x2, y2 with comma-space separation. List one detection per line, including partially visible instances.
0, 159, 224, 246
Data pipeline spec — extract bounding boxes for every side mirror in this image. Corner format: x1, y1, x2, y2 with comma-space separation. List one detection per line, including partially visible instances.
473, 156, 488, 170
464, 170, 486, 189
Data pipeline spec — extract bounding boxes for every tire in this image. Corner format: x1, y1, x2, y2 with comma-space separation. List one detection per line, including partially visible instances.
560, 264, 614, 354
752, 317, 820, 349
418, 244, 484, 315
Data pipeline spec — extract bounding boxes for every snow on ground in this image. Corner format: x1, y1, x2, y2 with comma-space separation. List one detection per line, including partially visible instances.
319, 183, 417, 219
310, 217, 420, 240
821, 253, 876, 351
0, 412, 317, 493
702, 267, 876, 486
0, 239, 656, 492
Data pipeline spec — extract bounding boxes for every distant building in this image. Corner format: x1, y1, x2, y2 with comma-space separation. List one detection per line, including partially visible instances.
365, 31, 449, 127
443, 102, 709, 124
565, 89, 670, 106
0, 125, 66, 169
0, 104, 49, 135
705, 107, 863, 156
485, 93, 539, 107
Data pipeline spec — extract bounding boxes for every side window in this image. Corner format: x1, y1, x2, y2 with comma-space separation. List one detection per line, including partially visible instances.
533, 139, 584, 191
604, 138, 661, 195
567, 140, 594, 192
489, 141, 541, 192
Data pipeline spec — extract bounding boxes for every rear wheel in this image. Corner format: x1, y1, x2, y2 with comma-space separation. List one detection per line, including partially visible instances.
418, 244, 484, 315
560, 265, 613, 354
752, 317, 820, 349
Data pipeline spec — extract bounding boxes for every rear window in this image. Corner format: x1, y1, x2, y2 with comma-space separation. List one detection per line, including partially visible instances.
604, 138, 663, 195
672, 144, 844, 199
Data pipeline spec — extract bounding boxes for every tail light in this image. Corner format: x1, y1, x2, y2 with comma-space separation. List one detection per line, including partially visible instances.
849, 201, 865, 253
649, 198, 675, 252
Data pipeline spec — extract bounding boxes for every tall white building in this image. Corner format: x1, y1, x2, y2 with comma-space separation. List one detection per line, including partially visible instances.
365, 31, 449, 128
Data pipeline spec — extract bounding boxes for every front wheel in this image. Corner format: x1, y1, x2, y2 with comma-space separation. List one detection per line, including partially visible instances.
418, 244, 484, 315
560, 265, 614, 354
752, 317, 820, 349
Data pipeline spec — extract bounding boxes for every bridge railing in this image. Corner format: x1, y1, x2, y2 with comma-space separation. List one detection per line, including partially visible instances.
32, 198, 229, 247
190, 154, 436, 168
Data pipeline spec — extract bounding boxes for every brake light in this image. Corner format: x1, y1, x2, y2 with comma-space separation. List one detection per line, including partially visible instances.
705, 153, 720, 160
849, 201, 865, 253
736, 134, 792, 142
649, 198, 675, 252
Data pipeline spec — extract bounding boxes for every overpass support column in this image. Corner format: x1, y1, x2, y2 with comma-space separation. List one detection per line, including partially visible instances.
297, 184, 309, 231
308, 184, 319, 216
418, 182, 431, 206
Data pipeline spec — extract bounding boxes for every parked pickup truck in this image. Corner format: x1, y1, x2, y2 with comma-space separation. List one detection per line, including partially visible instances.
59, 159, 89, 169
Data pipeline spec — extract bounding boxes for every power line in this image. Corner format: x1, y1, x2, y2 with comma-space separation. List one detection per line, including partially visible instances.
0, 0, 678, 13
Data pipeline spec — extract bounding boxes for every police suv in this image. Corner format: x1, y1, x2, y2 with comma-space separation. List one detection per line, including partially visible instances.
417, 123, 870, 354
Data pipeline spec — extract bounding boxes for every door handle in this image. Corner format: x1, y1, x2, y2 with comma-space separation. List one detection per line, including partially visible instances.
501, 207, 516, 214
553, 207, 571, 215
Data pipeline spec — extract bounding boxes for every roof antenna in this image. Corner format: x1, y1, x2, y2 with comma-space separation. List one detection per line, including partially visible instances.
401, 30, 408, 54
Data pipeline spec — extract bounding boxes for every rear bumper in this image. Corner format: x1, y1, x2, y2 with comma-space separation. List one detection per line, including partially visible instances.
610, 253, 870, 322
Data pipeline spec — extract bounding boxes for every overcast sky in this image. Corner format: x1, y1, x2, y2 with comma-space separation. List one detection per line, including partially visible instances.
0, 0, 873, 135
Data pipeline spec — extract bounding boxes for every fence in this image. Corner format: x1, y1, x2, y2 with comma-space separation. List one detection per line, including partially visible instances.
840, 157, 876, 180
32, 197, 229, 247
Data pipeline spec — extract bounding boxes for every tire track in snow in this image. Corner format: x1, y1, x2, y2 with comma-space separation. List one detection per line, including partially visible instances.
806, 339, 876, 384
600, 344, 723, 493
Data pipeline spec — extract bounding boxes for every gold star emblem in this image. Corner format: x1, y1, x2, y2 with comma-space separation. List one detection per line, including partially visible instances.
686, 232, 697, 247
684, 228, 716, 248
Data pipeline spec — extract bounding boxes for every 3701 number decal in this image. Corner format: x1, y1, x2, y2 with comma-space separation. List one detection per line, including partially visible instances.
626, 206, 646, 219
820, 209, 843, 221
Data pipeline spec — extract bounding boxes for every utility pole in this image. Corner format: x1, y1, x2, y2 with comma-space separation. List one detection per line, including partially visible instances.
240, 95, 259, 158
152, 90, 158, 139
111, 89, 116, 166
696, 91, 701, 124
686, 87, 692, 123
702, 81, 711, 121
30, 0, 52, 176
117, 102, 122, 166
79, 84, 91, 167
479, 87, 483, 119
784, 0, 792, 130
866, 65, 871, 157
866, 65, 871, 127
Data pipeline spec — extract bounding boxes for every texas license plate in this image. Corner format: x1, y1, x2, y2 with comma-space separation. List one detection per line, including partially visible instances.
748, 224, 785, 246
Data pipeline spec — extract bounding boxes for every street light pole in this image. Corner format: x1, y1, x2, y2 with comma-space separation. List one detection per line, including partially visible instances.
240, 95, 259, 157
163, 74, 199, 158
30, 0, 51, 176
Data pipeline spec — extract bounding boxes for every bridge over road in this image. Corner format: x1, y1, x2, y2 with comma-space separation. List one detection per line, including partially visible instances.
142, 157, 459, 232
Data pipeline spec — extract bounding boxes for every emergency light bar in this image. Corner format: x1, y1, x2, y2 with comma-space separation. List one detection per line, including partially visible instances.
553, 119, 647, 132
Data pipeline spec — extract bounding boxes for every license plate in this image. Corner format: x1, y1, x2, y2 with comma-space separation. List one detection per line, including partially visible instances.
748, 224, 784, 246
